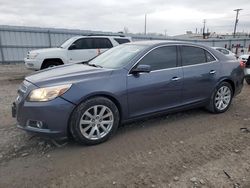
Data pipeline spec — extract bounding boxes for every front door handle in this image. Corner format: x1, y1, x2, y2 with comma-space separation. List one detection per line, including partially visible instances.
172, 77, 181, 81
209, 70, 216, 74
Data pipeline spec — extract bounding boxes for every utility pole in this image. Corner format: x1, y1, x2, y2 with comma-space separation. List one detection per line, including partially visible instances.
144, 14, 147, 35
203, 19, 206, 39
233, 9, 243, 38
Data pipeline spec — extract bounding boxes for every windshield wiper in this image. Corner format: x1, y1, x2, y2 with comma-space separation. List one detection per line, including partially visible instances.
88, 63, 103, 68
82, 62, 103, 68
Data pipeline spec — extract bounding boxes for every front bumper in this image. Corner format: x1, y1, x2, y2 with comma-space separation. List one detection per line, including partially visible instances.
12, 96, 75, 138
24, 58, 42, 70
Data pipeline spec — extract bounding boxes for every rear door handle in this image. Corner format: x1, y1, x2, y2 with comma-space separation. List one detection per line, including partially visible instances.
172, 77, 181, 81
209, 70, 216, 74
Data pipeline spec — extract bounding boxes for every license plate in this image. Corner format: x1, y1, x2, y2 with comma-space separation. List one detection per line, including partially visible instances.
12, 103, 16, 118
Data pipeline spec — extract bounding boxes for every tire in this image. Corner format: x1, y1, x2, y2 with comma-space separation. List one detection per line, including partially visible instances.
41, 61, 61, 69
246, 78, 250, 85
206, 82, 233, 113
69, 97, 120, 145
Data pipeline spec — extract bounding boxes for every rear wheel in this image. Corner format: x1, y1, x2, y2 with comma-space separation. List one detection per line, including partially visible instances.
70, 97, 120, 145
206, 82, 233, 113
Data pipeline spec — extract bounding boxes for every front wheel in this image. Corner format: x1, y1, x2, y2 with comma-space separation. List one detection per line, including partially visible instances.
70, 97, 120, 145
41, 61, 61, 69
206, 82, 233, 113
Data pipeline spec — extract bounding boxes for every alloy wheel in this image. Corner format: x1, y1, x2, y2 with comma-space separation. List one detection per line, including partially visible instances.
215, 86, 231, 111
79, 105, 114, 140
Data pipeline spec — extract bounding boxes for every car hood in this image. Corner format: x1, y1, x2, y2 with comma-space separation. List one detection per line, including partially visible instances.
30, 47, 63, 54
240, 54, 249, 59
26, 63, 113, 87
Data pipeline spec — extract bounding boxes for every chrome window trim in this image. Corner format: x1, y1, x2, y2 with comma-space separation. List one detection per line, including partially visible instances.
128, 43, 219, 76
180, 60, 217, 68
127, 66, 182, 76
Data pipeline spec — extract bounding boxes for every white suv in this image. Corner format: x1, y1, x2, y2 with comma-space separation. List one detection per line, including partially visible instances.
24, 35, 132, 70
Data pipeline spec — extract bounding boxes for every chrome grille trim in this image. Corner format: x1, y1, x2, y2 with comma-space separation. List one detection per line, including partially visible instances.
19, 81, 28, 94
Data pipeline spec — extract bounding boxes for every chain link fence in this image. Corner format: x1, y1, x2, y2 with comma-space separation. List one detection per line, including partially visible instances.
0, 25, 250, 64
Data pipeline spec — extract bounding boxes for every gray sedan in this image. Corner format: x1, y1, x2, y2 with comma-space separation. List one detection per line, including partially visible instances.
12, 41, 245, 145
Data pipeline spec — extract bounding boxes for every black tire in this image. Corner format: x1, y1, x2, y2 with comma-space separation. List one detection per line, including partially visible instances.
206, 82, 233, 113
41, 61, 61, 69
246, 78, 250, 85
69, 97, 120, 145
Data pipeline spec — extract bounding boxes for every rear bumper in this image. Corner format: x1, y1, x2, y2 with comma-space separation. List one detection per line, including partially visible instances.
13, 97, 75, 138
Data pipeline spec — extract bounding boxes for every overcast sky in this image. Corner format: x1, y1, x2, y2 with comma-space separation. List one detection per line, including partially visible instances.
0, 0, 249, 36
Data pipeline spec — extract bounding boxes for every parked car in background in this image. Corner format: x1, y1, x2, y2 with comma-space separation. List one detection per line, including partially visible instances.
211, 47, 236, 59
24, 35, 132, 70
239, 54, 249, 63
13, 41, 244, 145
239, 54, 250, 84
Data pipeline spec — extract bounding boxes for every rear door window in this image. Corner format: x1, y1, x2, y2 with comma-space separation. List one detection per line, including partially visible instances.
93, 38, 113, 49
205, 51, 216, 62
72, 38, 94, 49
181, 46, 206, 66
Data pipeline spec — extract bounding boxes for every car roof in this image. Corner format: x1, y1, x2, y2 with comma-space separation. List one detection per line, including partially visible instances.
72, 35, 130, 40
211, 47, 220, 49
126, 40, 234, 61
128, 40, 179, 45
211, 47, 227, 50
126, 40, 211, 49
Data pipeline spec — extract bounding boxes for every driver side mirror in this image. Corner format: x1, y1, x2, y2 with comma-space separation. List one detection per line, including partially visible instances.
130, 64, 151, 75
68, 44, 76, 50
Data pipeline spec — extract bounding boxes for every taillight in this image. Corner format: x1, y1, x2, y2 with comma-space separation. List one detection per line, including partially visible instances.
240, 61, 246, 68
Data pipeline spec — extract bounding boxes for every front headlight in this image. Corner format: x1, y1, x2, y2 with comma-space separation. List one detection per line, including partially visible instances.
27, 84, 72, 102
28, 52, 39, 59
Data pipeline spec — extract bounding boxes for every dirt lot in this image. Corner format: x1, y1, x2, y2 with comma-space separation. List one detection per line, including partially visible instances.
0, 64, 249, 188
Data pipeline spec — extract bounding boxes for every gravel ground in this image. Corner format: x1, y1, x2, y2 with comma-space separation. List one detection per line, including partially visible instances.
0, 64, 249, 188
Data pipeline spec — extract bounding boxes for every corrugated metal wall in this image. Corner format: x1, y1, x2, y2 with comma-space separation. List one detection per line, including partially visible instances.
0, 25, 250, 63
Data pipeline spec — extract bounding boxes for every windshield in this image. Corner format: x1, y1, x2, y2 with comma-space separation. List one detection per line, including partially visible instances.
89, 44, 146, 69
60, 37, 77, 48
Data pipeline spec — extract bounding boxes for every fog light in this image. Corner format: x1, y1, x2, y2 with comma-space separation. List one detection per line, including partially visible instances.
27, 63, 34, 67
36, 121, 43, 128
27, 120, 47, 129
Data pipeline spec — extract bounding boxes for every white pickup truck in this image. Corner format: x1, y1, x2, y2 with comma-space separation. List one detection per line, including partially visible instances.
24, 35, 132, 70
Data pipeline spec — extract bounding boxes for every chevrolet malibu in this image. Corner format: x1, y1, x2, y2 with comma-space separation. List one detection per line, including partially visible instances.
12, 41, 244, 145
